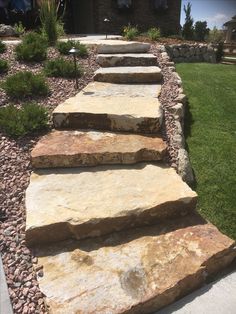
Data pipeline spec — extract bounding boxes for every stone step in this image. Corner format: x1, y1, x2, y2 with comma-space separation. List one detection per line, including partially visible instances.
94, 66, 163, 83
31, 130, 167, 168
81, 81, 162, 98
97, 53, 157, 67
34, 214, 236, 314
53, 96, 163, 134
25, 163, 197, 246
97, 41, 150, 54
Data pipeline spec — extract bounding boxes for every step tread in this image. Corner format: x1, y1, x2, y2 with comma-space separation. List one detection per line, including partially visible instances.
81, 82, 162, 98
94, 66, 163, 83
53, 96, 163, 133
98, 41, 150, 54
35, 214, 236, 314
25, 163, 197, 246
31, 130, 167, 168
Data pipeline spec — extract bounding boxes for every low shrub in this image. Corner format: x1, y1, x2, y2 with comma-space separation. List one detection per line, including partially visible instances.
44, 58, 83, 78
0, 103, 48, 137
0, 40, 6, 54
14, 22, 26, 36
0, 60, 9, 73
123, 24, 139, 40
1, 71, 49, 98
216, 42, 224, 62
15, 32, 48, 62
56, 40, 88, 57
147, 27, 161, 41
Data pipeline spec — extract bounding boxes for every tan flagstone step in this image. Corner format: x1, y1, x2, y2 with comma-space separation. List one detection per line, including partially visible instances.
25, 163, 197, 246
94, 66, 163, 83
31, 130, 167, 168
53, 95, 163, 133
97, 53, 157, 67
81, 82, 162, 98
34, 214, 236, 314
97, 41, 150, 54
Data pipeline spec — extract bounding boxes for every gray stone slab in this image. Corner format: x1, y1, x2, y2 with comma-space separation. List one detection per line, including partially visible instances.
97, 41, 150, 54
97, 53, 157, 67
94, 66, 163, 83
156, 270, 236, 314
0, 255, 13, 314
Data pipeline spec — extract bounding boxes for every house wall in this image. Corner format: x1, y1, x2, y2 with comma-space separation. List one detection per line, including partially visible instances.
88, 0, 181, 35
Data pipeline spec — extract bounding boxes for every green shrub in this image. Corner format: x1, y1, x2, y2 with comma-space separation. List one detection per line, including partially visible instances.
0, 103, 48, 137
216, 42, 224, 62
15, 32, 48, 62
44, 58, 83, 78
0, 40, 6, 54
1, 71, 49, 98
147, 27, 161, 41
0, 60, 9, 73
56, 40, 88, 57
40, 0, 61, 45
14, 21, 26, 36
207, 27, 225, 44
123, 24, 139, 40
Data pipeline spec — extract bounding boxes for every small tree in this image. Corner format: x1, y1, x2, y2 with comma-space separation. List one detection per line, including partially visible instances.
182, 2, 194, 40
194, 21, 209, 41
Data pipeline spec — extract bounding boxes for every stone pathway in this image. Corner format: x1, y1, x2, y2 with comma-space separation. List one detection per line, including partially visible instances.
26, 41, 236, 313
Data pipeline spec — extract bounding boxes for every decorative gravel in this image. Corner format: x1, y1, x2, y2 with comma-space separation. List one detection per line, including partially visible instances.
0, 42, 181, 314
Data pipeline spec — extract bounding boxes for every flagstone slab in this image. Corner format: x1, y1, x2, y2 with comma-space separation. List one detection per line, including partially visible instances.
97, 53, 157, 67
81, 82, 162, 98
97, 41, 150, 54
53, 96, 163, 133
94, 66, 163, 83
31, 130, 167, 168
35, 214, 236, 314
25, 163, 197, 246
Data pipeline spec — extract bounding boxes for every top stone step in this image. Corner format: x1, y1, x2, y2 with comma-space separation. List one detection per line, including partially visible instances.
98, 41, 151, 54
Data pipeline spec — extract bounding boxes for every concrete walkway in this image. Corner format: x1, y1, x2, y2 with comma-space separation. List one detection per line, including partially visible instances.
157, 270, 236, 314
0, 255, 13, 314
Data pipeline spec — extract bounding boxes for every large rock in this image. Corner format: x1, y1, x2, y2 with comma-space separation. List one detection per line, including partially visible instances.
0, 24, 17, 37
98, 41, 150, 54
35, 214, 236, 314
31, 130, 167, 168
25, 163, 197, 246
53, 95, 163, 134
97, 53, 157, 67
94, 66, 163, 83
81, 82, 162, 98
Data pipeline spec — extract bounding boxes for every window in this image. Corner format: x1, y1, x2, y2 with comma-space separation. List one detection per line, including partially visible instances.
117, 0, 132, 10
154, 0, 168, 10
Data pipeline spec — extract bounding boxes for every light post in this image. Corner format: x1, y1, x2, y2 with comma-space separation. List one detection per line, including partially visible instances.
103, 18, 111, 39
69, 47, 79, 90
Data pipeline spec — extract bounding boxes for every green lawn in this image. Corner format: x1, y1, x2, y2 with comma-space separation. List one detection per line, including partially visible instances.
176, 63, 236, 239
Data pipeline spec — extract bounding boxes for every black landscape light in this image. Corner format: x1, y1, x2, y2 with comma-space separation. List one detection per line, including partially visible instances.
104, 18, 111, 39
69, 46, 79, 90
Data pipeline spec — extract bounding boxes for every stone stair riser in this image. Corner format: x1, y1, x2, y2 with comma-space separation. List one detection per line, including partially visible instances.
97, 54, 157, 67
98, 42, 150, 54
94, 72, 162, 83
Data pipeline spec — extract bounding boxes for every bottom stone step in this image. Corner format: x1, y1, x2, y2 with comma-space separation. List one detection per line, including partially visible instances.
35, 214, 236, 314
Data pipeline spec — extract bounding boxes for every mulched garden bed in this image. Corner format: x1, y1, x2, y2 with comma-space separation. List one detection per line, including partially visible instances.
0, 42, 180, 314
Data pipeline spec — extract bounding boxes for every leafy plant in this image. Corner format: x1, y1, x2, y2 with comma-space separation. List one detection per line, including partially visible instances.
216, 42, 224, 62
0, 103, 48, 137
194, 21, 209, 41
1, 71, 49, 98
14, 22, 26, 36
147, 27, 161, 41
40, 0, 63, 45
123, 24, 139, 40
0, 60, 9, 73
207, 27, 225, 44
0, 40, 6, 54
15, 32, 48, 62
182, 2, 194, 40
44, 58, 83, 78
56, 40, 88, 57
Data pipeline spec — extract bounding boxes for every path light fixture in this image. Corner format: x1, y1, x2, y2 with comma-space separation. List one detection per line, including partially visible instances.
69, 47, 79, 90
103, 18, 111, 39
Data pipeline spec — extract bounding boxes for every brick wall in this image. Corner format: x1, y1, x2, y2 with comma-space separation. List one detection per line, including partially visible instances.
94, 0, 181, 35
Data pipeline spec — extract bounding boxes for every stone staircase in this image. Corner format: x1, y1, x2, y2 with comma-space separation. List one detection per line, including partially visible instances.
26, 41, 236, 314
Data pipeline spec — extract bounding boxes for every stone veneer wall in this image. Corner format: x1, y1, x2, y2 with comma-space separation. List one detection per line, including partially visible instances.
165, 44, 217, 63
94, 0, 181, 35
